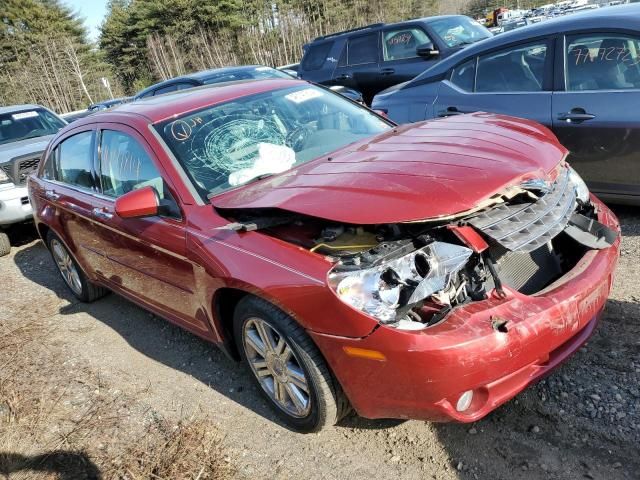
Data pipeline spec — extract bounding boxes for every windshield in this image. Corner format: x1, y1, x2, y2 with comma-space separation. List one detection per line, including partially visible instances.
203, 67, 293, 85
156, 85, 391, 199
0, 108, 65, 145
429, 17, 492, 48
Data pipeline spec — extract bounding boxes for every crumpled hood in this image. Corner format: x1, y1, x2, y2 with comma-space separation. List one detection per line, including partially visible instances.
0, 135, 53, 164
212, 113, 568, 224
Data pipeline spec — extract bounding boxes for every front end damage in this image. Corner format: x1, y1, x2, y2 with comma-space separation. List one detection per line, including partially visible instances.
222, 164, 616, 332
217, 164, 620, 421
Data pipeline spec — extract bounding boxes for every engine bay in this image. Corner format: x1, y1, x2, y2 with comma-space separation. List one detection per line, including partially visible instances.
214, 157, 622, 331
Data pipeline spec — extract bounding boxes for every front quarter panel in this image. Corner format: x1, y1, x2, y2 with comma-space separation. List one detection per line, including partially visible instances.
373, 81, 440, 124
185, 207, 379, 339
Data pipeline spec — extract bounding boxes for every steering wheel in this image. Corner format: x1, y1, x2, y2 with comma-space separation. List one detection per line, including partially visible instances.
286, 125, 313, 151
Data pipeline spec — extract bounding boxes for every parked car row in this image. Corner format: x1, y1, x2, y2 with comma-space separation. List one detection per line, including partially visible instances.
297, 15, 493, 104
372, 4, 640, 205
61, 97, 131, 123
0, 4, 631, 434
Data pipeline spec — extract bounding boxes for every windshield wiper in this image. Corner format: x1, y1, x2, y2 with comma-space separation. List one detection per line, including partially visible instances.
207, 173, 276, 200
251, 173, 275, 182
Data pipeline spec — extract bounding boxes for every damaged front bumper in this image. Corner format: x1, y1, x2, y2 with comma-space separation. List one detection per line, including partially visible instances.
309, 197, 620, 422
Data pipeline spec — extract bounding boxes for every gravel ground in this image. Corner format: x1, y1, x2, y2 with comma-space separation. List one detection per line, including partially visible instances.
1, 207, 639, 480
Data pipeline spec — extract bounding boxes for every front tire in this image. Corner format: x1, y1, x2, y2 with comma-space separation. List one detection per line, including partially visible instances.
0, 231, 10, 257
46, 231, 108, 302
233, 296, 350, 432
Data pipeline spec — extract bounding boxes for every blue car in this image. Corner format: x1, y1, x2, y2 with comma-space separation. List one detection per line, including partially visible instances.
133, 66, 293, 100
372, 4, 640, 205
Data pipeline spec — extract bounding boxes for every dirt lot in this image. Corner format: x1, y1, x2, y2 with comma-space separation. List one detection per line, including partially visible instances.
1, 207, 639, 480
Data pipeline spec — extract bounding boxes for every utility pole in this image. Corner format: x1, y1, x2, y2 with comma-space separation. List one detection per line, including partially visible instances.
101, 77, 114, 99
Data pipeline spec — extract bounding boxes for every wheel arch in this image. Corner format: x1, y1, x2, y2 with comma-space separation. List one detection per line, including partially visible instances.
36, 221, 50, 246
212, 286, 249, 360
211, 286, 336, 368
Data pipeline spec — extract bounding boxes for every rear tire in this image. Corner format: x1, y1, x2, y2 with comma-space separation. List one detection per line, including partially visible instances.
46, 231, 108, 302
0, 231, 10, 257
233, 296, 350, 432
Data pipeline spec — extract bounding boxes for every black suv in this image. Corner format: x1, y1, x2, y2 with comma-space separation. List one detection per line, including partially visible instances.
298, 15, 492, 104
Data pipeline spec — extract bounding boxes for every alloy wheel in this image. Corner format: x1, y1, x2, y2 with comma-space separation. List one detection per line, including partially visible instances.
51, 239, 82, 295
243, 317, 312, 418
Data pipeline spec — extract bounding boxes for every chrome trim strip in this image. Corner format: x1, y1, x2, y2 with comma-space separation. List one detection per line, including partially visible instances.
48, 199, 190, 262
469, 168, 576, 252
189, 229, 325, 285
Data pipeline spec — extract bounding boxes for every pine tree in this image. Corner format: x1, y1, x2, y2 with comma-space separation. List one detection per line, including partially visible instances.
0, 0, 120, 111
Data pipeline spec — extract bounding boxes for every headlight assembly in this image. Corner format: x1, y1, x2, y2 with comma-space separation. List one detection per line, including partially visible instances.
568, 165, 589, 204
328, 241, 472, 324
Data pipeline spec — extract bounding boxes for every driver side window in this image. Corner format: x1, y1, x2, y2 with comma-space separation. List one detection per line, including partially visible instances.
99, 130, 166, 200
382, 28, 431, 61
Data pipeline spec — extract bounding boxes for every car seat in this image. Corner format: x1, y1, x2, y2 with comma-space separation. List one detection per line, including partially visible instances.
593, 38, 635, 90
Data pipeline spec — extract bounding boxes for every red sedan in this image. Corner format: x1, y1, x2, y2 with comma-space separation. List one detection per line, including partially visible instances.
29, 79, 620, 432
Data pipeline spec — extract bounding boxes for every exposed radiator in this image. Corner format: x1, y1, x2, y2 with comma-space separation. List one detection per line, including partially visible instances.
492, 243, 562, 294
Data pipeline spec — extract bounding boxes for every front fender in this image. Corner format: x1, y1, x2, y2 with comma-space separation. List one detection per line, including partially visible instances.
187, 227, 378, 339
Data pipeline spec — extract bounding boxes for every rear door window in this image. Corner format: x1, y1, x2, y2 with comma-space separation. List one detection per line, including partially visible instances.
302, 42, 334, 71
56, 131, 96, 190
382, 27, 431, 61
476, 42, 548, 92
565, 33, 640, 91
346, 33, 379, 65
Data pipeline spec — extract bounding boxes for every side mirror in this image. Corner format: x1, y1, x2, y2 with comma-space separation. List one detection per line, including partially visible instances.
416, 42, 440, 59
114, 186, 160, 219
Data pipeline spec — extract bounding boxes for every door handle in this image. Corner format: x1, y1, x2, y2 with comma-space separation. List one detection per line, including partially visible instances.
335, 74, 352, 80
437, 107, 467, 117
45, 190, 60, 201
380, 68, 395, 75
557, 108, 595, 123
92, 207, 113, 220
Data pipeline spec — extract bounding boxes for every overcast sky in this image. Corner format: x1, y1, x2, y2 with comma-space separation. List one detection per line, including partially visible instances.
63, 0, 108, 42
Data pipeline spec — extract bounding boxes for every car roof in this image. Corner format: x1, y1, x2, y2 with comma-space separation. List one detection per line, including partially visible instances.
71, 78, 304, 126
0, 104, 46, 115
188, 65, 273, 81
134, 65, 272, 97
411, 3, 640, 84
311, 15, 470, 43
93, 97, 129, 107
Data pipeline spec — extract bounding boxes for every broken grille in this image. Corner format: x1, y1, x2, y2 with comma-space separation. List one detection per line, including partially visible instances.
468, 168, 576, 253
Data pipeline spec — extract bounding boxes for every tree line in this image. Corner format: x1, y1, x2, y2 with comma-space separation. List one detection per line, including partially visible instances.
1, 0, 473, 113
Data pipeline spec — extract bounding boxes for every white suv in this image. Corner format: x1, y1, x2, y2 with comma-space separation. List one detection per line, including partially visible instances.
0, 105, 66, 256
